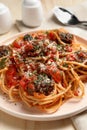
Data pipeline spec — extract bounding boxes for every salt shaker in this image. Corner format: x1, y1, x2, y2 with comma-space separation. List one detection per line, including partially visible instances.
0, 3, 12, 34
22, 0, 43, 27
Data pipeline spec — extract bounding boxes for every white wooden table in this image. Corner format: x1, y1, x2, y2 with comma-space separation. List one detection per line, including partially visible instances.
0, 0, 86, 130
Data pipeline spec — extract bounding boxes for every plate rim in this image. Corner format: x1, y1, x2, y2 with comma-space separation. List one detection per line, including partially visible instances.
0, 29, 87, 121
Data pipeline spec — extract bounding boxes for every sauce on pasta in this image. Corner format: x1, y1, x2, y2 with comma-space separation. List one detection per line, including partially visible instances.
0, 28, 87, 113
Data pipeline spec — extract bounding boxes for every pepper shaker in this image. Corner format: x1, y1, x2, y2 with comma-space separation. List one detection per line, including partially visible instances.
22, 0, 43, 27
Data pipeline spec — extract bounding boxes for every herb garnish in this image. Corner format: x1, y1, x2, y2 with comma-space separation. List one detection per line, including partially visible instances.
23, 34, 33, 41
63, 63, 68, 67
0, 58, 7, 69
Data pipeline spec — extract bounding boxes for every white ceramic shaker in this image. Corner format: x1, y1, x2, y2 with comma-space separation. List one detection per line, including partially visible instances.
0, 3, 12, 34
22, 0, 43, 27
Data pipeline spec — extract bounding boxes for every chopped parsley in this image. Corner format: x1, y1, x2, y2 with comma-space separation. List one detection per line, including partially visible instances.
23, 34, 33, 41
63, 63, 68, 67
57, 44, 63, 51
0, 58, 7, 69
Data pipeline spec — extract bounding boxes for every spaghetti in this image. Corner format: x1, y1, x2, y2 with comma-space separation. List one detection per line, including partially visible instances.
0, 28, 87, 113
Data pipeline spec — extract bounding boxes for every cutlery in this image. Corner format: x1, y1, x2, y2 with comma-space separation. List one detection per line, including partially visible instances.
53, 7, 87, 29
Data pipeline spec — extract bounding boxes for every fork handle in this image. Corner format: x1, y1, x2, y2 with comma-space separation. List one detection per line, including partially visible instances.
76, 22, 87, 30
79, 21, 87, 24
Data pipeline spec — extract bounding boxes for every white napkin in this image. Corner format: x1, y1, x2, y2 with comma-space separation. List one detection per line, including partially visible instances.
71, 111, 87, 130
15, 2, 87, 130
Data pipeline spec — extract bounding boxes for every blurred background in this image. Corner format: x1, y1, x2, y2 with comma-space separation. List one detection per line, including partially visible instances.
0, 0, 86, 21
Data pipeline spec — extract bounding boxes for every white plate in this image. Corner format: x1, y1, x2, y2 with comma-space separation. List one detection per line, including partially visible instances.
0, 31, 87, 121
